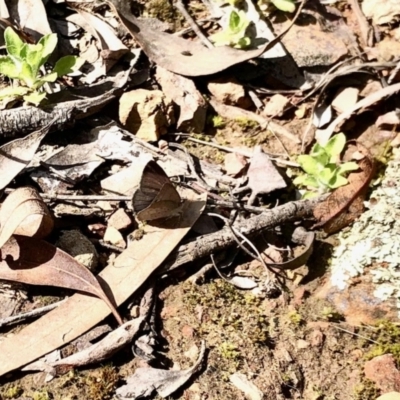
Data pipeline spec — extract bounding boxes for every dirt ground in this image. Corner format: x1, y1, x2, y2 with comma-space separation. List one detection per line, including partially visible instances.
0, 120, 388, 400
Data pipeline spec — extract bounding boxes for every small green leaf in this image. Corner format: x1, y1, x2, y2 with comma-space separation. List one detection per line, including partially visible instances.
53, 55, 84, 77
210, 31, 234, 46
4, 27, 25, 60
19, 61, 35, 87
38, 33, 58, 66
0, 86, 29, 100
229, 10, 241, 31
293, 175, 319, 188
325, 133, 346, 161
32, 72, 58, 89
25, 43, 44, 78
0, 56, 20, 79
297, 155, 322, 176
328, 175, 348, 189
319, 166, 336, 186
23, 90, 46, 105
337, 162, 359, 175
271, 0, 296, 12
303, 191, 318, 199
236, 36, 251, 48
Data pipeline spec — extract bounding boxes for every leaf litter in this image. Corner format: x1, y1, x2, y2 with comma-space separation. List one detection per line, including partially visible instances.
0, 0, 399, 399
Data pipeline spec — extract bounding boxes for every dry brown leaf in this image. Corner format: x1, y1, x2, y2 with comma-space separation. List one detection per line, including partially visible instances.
0, 187, 53, 248
0, 235, 122, 325
108, 0, 304, 77
313, 147, 374, 234
0, 189, 206, 376
0, 121, 54, 190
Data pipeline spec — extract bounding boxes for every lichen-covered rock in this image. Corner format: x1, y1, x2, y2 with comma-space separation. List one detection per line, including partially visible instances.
318, 148, 400, 324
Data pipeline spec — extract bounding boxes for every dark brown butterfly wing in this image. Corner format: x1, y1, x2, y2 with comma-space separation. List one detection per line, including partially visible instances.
133, 160, 182, 220
132, 161, 171, 212
136, 183, 182, 221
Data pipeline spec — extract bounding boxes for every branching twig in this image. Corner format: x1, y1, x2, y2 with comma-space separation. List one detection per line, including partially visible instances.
162, 196, 324, 273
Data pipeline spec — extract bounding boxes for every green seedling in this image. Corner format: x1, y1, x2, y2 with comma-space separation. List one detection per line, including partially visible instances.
258, 0, 296, 13
294, 133, 359, 198
0, 27, 83, 105
210, 8, 251, 48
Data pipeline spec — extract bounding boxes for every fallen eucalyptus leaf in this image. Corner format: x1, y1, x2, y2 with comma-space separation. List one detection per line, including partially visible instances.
116, 341, 206, 399
108, 0, 303, 77
0, 236, 122, 324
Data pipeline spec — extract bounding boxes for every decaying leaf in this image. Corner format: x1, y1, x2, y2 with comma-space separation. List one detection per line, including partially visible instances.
0, 187, 53, 249
0, 120, 54, 190
116, 341, 206, 399
235, 146, 287, 205
313, 146, 374, 234
264, 227, 315, 270
0, 236, 122, 325
0, 190, 206, 377
7, 0, 52, 41
23, 286, 154, 375
24, 318, 144, 375
108, 0, 302, 77
67, 8, 128, 83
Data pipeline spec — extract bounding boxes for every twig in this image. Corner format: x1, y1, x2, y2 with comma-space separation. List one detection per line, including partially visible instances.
3, 190, 131, 202
0, 299, 67, 328
321, 81, 400, 141
174, 0, 214, 48
162, 196, 324, 273
347, 0, 373, 47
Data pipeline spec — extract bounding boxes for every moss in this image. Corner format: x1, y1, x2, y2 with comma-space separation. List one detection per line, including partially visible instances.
32, 390, 52, 400
209, 115, 226, 129
145, 0, 175, 23
82, 364, 120, 400
3, 386, 23, 399
234, 117, 259, 130
183, 279, 270, 345
363, 320, 400, 365
353, 379, 380, 400
287, 310, 303, 325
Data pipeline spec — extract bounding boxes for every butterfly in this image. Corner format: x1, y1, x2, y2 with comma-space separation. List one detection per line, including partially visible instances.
132, 160, 182, 222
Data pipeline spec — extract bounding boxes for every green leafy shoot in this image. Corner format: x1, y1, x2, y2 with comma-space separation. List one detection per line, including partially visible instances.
0, 27, 83, 106
210, 9, 251, 48
293, 133, 359, 198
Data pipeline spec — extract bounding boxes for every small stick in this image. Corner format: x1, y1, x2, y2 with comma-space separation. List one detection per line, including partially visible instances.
174, 0, 214, 49
0, 299, 67, 328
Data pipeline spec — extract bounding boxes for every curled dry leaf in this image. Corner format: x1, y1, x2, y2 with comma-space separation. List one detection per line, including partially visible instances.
108, 0, 304, 77
0, 236, 122, 324
313, 145, 374, 234
0, 120, 54, 190
264, 227, 315, 270
0, 187, 53, 249
116, 341, 206, 399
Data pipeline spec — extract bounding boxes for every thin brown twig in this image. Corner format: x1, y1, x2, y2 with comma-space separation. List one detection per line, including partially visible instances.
174, 0, 214, 48
0, 299, 67, 328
